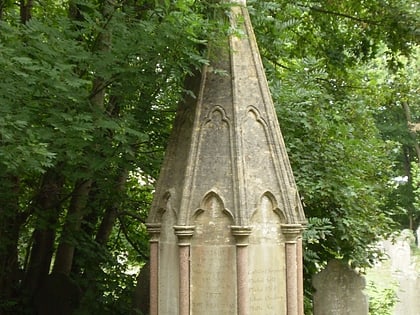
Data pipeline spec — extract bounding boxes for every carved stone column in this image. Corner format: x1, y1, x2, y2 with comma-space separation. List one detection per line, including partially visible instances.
282, 224, 303, 315
296, 230, 304, 315
146, 223, 161, 315
231, 226, 252, 315
174, 226, 195, 315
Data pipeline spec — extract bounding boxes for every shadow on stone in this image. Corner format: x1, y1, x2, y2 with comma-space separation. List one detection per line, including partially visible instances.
131, 261, 150, 315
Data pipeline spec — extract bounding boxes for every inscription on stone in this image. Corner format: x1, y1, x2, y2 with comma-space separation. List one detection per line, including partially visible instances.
249, 246, 286, 314
191, 245, 236, 314
158, 243, 179, 314
248, 193, 287, 314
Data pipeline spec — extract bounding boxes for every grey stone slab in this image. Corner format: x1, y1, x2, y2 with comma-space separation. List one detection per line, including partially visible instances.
313, 259, 368, 315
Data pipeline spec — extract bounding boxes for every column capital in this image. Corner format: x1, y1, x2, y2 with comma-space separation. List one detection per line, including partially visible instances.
281, 223, 304, 243
146, 223, 161, 242
174, 225, 195, 246
231, 225, 252, 246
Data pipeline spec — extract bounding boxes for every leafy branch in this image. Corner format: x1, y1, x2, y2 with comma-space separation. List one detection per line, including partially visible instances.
298, 4, 380, 25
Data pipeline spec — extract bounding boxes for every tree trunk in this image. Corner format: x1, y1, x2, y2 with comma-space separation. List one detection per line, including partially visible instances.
22, 169, 64, 295
74, 170, 128, 309
52, 0, 114, 276
19, 0, 33, 23
53, 180, 92, 275
0, 1, 4, 21
402, 101, 420, 163
0, 176, 23, 314
96, 170, 128, 245
401, 101, 420, 230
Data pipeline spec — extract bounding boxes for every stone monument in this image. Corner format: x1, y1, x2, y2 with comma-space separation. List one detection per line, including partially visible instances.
146, 1, 306, 315
313, 260, 368, 315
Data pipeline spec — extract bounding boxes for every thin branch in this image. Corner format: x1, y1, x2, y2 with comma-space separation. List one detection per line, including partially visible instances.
118, 216, 149, 260
315, 78, 368, 90
270, 58, 292, 70
118, 211, 146, 223
299, 4, 380, 25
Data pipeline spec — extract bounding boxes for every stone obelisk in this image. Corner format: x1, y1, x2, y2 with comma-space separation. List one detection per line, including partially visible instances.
146, 1, 306, 314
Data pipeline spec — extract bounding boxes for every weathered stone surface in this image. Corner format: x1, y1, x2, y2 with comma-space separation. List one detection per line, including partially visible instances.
146, 2, 306, 315
147, 1, 304, 237
387, 239, 412, 273
313, 259, 368, 315
394, 273, 420, 315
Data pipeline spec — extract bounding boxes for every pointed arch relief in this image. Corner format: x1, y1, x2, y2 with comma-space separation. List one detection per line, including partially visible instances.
249, 192, 285, 244
192, 191, 235, 245
241, 106, 279, 211
162, 189, 178, 218
294, 190, 306, 223
188, 104, 235, 217
242, 106, 269, 128
190, 190, 237, 313
159, 189, 178, 242
202, 105, 231, 130
248, 192, 287, 313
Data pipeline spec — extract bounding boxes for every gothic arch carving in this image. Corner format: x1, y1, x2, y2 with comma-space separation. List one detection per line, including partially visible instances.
192, 190, 234, 222
250, 191, 286, 223
154, 189, 177, 222
202, 105, 231, 127
242, 105, 269, 128
263, 191, 287, 223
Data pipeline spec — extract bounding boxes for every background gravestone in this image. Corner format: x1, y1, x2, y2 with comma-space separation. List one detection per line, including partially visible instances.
367, 233, 420, 315
313, 259, 368, 315
382, 238, 412, 273
394, 273, 420, 315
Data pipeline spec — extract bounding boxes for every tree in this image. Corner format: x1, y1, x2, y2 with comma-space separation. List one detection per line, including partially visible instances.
371, 46, 420, 230
248, 0, 419, 311
0, 0, 214, 313
0, 0, 419, 313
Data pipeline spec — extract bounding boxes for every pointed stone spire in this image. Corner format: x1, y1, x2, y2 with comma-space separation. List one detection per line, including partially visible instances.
147, 2, 306, 315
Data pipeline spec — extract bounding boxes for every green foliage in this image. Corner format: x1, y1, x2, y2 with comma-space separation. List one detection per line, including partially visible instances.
0, 0, 219, 313
248, 0, 419, 311
0, 0, 419, 313
303, 217, 333, 269
411, 161, 420, 226
372, 46, 420, 229
367, 281, 399, 315
249, 0, 418, 261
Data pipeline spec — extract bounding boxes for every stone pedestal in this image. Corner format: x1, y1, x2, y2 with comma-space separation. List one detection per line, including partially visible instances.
146, 1, 306, 314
